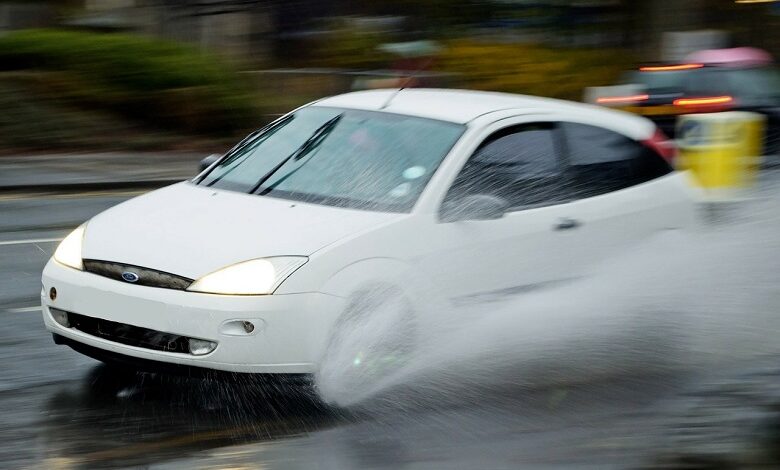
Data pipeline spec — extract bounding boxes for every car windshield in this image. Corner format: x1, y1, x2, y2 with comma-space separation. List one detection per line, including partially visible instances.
197, 107, 464, 212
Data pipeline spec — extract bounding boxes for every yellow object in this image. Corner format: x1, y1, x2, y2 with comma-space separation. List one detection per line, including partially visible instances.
624, 105, 682, 116
676, 112, 766, 200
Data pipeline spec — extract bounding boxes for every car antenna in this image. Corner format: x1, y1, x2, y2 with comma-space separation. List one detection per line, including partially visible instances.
379, 57, 434, 110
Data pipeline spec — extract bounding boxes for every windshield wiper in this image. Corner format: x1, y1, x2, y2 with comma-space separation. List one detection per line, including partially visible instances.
203, 114, 294, 187
256, 116, 343, 195
249, 113, 343, 195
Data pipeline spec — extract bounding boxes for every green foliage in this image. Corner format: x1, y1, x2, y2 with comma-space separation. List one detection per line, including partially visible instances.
440, 40, 635, 101
0, 73, 203, 151
0, 29, 258, 135
0, 77, 138, 150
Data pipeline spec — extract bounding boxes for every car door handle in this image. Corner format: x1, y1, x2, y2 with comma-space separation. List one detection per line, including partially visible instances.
554, 218, 581, 231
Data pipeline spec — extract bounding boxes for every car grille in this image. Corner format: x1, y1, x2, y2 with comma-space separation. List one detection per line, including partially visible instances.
83, 259, 193, 290
56, 309, 194, 354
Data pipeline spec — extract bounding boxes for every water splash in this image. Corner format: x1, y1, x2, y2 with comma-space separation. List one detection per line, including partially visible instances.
316, 190, 780, 409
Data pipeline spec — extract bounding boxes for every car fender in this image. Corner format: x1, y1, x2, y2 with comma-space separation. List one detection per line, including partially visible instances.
320, 257, 443, 319
319, 257, 414, 298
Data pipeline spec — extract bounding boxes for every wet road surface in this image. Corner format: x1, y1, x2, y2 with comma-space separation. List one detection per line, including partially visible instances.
1, 187, 779, 469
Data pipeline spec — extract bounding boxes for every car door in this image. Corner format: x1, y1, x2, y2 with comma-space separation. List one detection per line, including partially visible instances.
419, 121, 585, 308
557, 120, 690, 272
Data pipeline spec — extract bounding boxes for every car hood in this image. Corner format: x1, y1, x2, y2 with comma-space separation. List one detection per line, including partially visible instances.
82, 182, 402, 279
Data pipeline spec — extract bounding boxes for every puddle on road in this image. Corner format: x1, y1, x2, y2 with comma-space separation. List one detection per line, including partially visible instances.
316, 194, 780, 409
22, 367, 341, 469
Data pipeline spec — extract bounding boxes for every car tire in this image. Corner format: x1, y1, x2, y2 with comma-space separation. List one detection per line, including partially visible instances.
316, 285, 418, 405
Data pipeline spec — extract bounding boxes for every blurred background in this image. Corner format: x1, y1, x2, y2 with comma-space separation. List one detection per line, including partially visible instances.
0, 0, 778, 154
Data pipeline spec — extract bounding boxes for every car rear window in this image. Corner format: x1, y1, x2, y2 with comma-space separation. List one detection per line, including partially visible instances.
625, 66, 780, 107
685, 67, 780, 105
622, 70, 692, 93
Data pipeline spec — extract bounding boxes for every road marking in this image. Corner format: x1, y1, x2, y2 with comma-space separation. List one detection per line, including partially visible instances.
6, 306, 41, 313
0, 238, 62, 246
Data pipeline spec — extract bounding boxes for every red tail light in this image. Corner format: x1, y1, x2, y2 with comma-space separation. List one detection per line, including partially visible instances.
596, 94, 649, 104
639, 63, 703, 72
643, 128, 676, 163
673, 95, 734, 109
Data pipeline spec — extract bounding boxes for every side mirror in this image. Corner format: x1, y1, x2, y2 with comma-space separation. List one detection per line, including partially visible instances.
440, 194, 509, 223
199, 154, 221, 173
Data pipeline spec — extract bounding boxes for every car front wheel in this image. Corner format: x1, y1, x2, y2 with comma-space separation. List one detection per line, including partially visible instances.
316, 286, 417, 406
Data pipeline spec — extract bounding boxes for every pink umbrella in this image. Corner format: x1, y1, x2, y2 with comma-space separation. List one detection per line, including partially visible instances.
685, 47, 774, 68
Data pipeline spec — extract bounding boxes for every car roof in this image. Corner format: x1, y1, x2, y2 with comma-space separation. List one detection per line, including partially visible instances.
686, 47, 774, 68
312, 88, 651, 133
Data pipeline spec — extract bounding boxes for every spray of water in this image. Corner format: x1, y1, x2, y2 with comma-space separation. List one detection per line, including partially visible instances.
316, 190, 780, 409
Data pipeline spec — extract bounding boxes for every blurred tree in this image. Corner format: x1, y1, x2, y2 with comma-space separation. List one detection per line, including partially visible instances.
341, 0, 504, 35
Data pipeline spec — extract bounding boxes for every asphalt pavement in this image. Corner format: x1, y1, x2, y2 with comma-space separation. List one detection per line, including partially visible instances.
2, 178, 780, 469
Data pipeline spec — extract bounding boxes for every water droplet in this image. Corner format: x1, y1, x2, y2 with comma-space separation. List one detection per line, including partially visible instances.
403, 166, 426, 180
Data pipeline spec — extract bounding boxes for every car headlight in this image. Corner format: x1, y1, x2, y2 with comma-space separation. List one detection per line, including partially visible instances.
53, 225, 86, 270
187, 256, 308, 295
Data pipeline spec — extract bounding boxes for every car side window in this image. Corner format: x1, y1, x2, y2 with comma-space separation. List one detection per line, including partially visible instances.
561, 122, 671, 199
445, 123, 567, 209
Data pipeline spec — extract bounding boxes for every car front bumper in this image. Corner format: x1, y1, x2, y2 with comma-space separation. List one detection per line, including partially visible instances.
41, 259, 344, 374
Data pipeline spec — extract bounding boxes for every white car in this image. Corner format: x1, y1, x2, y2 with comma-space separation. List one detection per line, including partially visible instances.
41, 89, 697, 382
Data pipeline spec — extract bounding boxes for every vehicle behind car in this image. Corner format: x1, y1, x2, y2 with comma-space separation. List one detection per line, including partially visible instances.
594, 48, 780, 156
